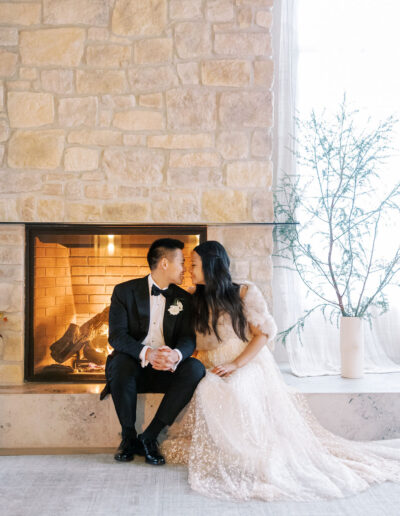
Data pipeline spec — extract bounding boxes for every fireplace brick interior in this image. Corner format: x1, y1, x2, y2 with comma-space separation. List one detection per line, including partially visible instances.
31, 231, 200, 380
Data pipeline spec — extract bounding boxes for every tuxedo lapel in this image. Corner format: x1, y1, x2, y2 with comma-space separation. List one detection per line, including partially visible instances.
133, 275, 150, 335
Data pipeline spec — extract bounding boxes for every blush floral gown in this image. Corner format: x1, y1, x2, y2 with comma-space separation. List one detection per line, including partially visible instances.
161, 283, 400, 502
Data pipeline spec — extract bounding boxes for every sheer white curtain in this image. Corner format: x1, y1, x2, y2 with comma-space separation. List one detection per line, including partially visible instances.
272, 0, 400, 375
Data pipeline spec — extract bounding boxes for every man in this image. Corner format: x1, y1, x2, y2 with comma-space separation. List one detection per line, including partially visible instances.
101, 238, 205, 465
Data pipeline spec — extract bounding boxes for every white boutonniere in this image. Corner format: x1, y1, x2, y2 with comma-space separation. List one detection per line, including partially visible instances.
168, 299, 184, 316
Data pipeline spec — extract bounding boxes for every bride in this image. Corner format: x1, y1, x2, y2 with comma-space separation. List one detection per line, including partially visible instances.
161, 240, 400, 502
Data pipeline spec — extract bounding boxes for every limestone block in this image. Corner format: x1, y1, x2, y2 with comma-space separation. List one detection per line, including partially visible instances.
251, 129, 272, 157
177, 62, 199, 85
8, 130, 64, 170
17, 195, 35, 221
0, 171, 42, 193
41, 70, 74, 94
212, 226, 273, 258
250, 256, 273, 282
7, 81, 31, 91
226, 161, 272, 188
84, 184, 116, 200
102, 202, 151, 222
0, 265, 23, 281
103, 148, 164, 185
256, 10, 273, 28
231, 259, 250, 280
152, 194, 199, 222
19, 68, 37, 80
112, 110, 164, 131
102, 94, 136, 110
167, 168, 222, 187
166, 88, 216, 130
0, 3, 41, 25
206, 0, 234, 22
254, 60, 273, 88
216, 131, 248, 159
42, 183, 62, 195
219, 91, 272, 128
86, 45, 131, 67
112, 0, 167, 36
128, 66, 177, 93
148, 133, 213, 149
65, 202, 101, 222
0, 81, 4, 110
2, 333, 24, 362
201, 60, 250, 87
202, 190, 248, 222
134, 39, 172, 64
20, 28, 85, 66
76, 70, 127, 94
175, 22, 211, 58
0, 199, 18, 221
64, 181, 82, 199
0, 28, 18, 46
64, 147, 99, 171
37, 198, 64, 222
67, 130, 122, 146
252, 190, 273, 222
88, 28, 109, 41
0, 283, 14, 311
0, 119, 9, 142
122, 135, 146, 146
0, 246, 24, 265
139, 94, 162, 109
0, 50, 17, 77
169, 151, 220, 167
43, 0, 109, 26
0, 145, 4, 164
237, 0, 273, 5
214, 33, 271, 57
170, 0, 202, 19
118, 185, 149, 198
99, 109, 113, 128
8, 92, 54, 128
237, 7, 252, 28
58, 97, 98, 127
0, 364, 24, 385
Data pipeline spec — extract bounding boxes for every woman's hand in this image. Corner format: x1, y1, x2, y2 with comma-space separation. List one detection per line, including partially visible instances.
211, 362, 238, 377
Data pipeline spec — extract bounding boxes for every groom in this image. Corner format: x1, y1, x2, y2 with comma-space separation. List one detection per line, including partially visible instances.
101, 238, 205, 465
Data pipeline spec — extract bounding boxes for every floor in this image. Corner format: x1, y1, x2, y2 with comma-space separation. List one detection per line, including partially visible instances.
1, 454, 400, 516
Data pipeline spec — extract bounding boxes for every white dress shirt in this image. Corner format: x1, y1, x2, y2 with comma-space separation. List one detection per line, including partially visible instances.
138, 275, 182, 370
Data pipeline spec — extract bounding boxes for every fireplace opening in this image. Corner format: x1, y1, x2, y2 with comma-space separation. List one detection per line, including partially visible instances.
25, 225, 206, 382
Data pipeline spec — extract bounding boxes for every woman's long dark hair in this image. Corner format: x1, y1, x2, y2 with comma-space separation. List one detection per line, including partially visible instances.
192, 241, 248, 342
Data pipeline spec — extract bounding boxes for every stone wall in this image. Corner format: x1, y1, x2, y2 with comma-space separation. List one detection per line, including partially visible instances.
0, 0, 275, 384
0, 0, 273, 223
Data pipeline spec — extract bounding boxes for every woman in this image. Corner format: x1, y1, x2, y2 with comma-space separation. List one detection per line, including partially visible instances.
161, 241, 400, 502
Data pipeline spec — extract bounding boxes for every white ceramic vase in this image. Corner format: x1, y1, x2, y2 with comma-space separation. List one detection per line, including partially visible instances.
340, 316, 364, 378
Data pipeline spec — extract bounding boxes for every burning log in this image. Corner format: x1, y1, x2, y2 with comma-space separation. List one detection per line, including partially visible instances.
50, 306, 110, 364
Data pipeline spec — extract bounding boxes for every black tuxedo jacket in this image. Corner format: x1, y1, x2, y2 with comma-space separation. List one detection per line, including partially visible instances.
107, 275, 196, 362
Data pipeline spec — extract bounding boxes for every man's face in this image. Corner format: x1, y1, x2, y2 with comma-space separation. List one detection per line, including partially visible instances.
166, 249, 185, 285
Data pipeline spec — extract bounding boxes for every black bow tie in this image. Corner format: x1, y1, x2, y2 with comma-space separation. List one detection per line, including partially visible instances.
151, 284, 171, 298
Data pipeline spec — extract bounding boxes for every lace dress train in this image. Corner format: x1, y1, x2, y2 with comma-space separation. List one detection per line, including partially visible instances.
161, 283, 400, 502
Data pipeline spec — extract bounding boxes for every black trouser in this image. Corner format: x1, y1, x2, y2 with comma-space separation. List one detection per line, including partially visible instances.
106, 352, 205, 438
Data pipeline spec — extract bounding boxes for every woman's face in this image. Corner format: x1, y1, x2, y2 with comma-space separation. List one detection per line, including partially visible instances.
191, 251, 205, 285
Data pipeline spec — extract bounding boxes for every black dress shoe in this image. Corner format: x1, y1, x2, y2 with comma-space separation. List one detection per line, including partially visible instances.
138, 434, 165, 465
114, 437, 137, 462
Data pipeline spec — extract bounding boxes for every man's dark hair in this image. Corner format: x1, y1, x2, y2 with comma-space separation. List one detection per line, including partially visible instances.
147, 238, 184, 270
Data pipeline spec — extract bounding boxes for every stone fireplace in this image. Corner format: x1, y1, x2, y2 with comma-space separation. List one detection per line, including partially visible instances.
0, 0, 275, 387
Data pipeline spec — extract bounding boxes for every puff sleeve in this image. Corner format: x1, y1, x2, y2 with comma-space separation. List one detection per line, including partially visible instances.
242, 282, 278, 352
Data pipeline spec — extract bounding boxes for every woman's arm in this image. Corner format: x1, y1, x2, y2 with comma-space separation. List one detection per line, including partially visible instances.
211, 322, 269, 377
